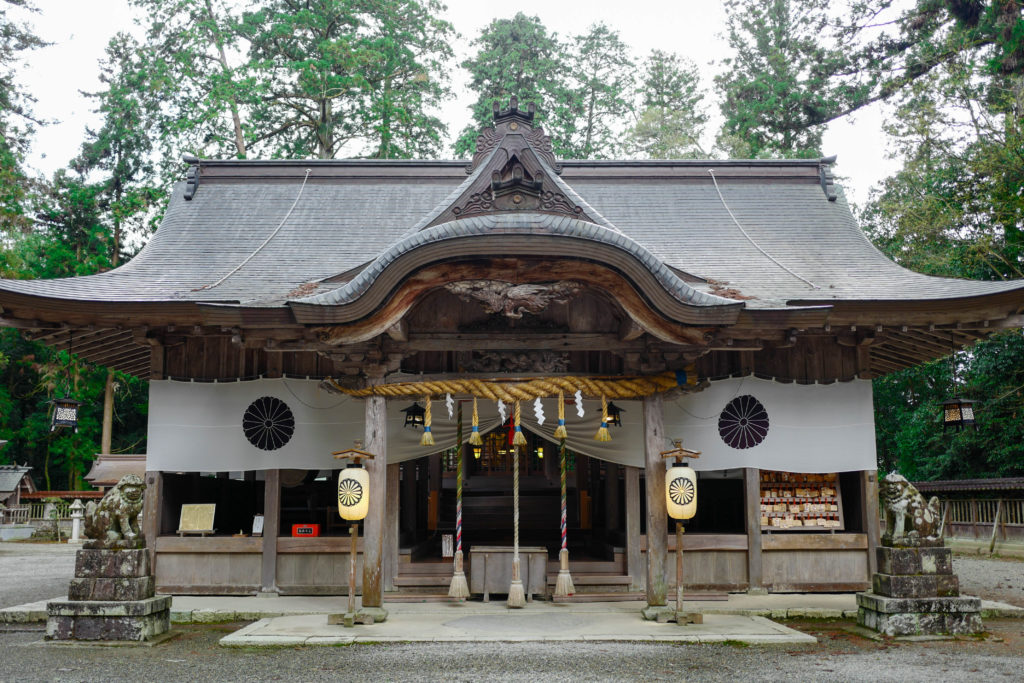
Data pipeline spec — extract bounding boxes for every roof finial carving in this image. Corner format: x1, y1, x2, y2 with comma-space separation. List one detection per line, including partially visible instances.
466, 97, 562, 175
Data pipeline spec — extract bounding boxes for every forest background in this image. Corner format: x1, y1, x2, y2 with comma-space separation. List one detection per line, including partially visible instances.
0, 0, 1021, 490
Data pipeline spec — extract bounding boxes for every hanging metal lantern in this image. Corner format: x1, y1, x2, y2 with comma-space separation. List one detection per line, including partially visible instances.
50, 396, 82, 433
941, 398, 976, 432
606, 402, 624, 427
401, 402, 426, 429
665, 462, 698, 520
338, 464, 370, 521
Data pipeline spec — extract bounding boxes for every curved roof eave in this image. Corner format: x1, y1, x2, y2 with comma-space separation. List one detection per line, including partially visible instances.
288, 212, 745, 326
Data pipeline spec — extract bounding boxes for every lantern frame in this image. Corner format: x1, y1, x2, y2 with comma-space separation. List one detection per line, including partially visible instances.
941, 397, 976, 432
401, 402, 426, 429
50, 396, 83, 433
606, 401, 624, 427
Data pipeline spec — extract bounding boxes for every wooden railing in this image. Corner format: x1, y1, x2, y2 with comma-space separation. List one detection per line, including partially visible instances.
1, 506, 30, 524
941, 498, 1024, 550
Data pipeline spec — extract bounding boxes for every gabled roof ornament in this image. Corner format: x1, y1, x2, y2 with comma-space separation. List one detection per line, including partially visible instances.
467, 97, 562, 175
492, 96, 536, 126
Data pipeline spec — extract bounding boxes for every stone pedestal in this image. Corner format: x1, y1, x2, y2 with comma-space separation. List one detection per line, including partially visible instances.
857, 546, 981, 636
47, 542, 171, 642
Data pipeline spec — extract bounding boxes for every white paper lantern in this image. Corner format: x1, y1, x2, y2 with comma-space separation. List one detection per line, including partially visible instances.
665, 463, 697, 520
338, 465, 370, 521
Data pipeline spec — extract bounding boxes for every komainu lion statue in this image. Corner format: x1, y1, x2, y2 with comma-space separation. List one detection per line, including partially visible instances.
881, 472, 942, 546
84, 474, 146, 543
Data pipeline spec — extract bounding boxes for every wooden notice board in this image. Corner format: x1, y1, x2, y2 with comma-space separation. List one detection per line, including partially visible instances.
177, 503, 216, 536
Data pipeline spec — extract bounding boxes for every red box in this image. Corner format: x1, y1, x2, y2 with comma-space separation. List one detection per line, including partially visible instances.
291, 524, 321, 537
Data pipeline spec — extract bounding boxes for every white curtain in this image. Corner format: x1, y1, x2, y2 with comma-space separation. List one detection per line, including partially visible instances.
147, 377, 875, 473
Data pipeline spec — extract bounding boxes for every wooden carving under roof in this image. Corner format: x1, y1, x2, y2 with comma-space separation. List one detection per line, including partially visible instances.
428, 97, 590, 227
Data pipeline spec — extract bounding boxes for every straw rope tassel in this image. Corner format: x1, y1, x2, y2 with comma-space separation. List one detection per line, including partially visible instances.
594, 395, 612, 441
512, 400, 527, 446
507, 442, 526, 608
448, 403, 470, 600
469, 397, 482, 445
553, 438, 575, 598
553, 392, 567, 439
420, 395, 434, 446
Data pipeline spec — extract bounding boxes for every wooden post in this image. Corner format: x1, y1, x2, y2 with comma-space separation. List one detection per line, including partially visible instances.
643, 394, 668, 609
971, 499, 979, 539
744, 468, 764, 593
361, 383, 388, 615
384, 463, 399, 591
142, 471, 163, 571
401, 461, 417, 534
100, 367, 115, 456
605, 464, 620, 532
427, 453, 441, 531
675, 521, 684, 609
348, 524, 358, 613
939, 502, 950, 540
989, 499, 1003, 555
625, 466, 644, 591
861, 470, 880, 576
261, 468, 280, 594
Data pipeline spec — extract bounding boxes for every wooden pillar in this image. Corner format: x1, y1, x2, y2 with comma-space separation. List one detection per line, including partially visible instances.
384, 463, 400, 591
361, 388, 388, 610
427, 453, 441, 532
100, 367, 115, 456
261, 468, 281, 594
861, 470, 880, 576
401, 461, 417, 534
142, 471, 163, 570
744, 468, 764, 593
625, 465, 644, 591
643, 394, 668, 607
605, 464, 620, 532
577, 455, 591, 530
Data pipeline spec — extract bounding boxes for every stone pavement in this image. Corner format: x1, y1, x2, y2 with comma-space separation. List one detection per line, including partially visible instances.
220, 605, 816, 646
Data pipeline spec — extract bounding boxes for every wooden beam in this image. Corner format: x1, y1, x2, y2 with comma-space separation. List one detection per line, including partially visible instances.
261, 469, 281, 594
643, 394, 668, 607
862, 470, 880, 576
384, 463, 400, 591
744, 468, 764, 593
385, 320, 408, 342
142, 471, 163, 572
618, 318, 645, 341
625, 466, 644, 592
386, 333, 649, 353
362, 376, 388, 610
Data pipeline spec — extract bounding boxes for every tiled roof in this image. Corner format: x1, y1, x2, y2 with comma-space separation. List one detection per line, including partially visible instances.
0, 158, 1021, 311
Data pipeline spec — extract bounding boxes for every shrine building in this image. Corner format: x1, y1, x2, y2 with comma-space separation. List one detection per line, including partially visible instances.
2, 100, 1022, 607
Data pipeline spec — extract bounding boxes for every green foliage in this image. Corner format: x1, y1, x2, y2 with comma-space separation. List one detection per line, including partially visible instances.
627, 50, 709, 159
455, 12, 565, 157
874, 332, 1024, 480
715, 0, 831, 158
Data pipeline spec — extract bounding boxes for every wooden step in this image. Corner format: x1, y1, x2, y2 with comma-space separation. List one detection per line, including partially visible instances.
552, 592, 645, 603
393, 575, 453, 587
544, 560, 623, 573
545, 574, 632, 586
397, 563, 456, 575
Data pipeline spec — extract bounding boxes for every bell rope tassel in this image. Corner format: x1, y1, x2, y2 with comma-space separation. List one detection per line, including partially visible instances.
594, 395, 612, 442
469, 397, 482, 446
553, 391, 567, 439
512, 400, 527, 446
420, 394, 435, 446
507, 442, 526, 608
553, 438, 575, 598
448, 403, 470, 600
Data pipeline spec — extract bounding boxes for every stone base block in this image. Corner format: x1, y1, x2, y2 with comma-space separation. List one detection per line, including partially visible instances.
876, 547, 952, 576
68, 576, 155, 601
46, 596, 171, 642
873, 572, 959, 598
82, 538, 146, 551
74, 548, 150, 579
856, 592, 982, 637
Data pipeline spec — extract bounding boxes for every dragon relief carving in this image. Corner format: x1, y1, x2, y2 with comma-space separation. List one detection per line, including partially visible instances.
445, 280, 583, 319
464, 351, 569, 374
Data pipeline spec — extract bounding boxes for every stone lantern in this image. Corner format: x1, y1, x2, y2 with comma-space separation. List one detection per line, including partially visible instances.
68, 499, 85, 544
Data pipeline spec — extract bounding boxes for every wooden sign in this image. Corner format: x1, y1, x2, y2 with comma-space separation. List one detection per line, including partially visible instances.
177, 503, 216, 537
252, 514, 264, 537
442, 533, 454, 558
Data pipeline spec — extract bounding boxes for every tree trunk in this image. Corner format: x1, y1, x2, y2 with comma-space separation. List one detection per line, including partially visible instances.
101, 367, 115, 455
204, 0, 247, 157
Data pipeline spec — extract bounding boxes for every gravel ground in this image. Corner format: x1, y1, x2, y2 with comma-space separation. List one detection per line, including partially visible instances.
2, 542, 1022, 681
954, 554, 1024, 607
2, 622, 1024, 682
0, 541, 77, 608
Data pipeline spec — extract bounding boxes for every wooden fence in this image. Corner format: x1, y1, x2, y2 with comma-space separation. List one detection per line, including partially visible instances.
943, 498, 1024, 550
